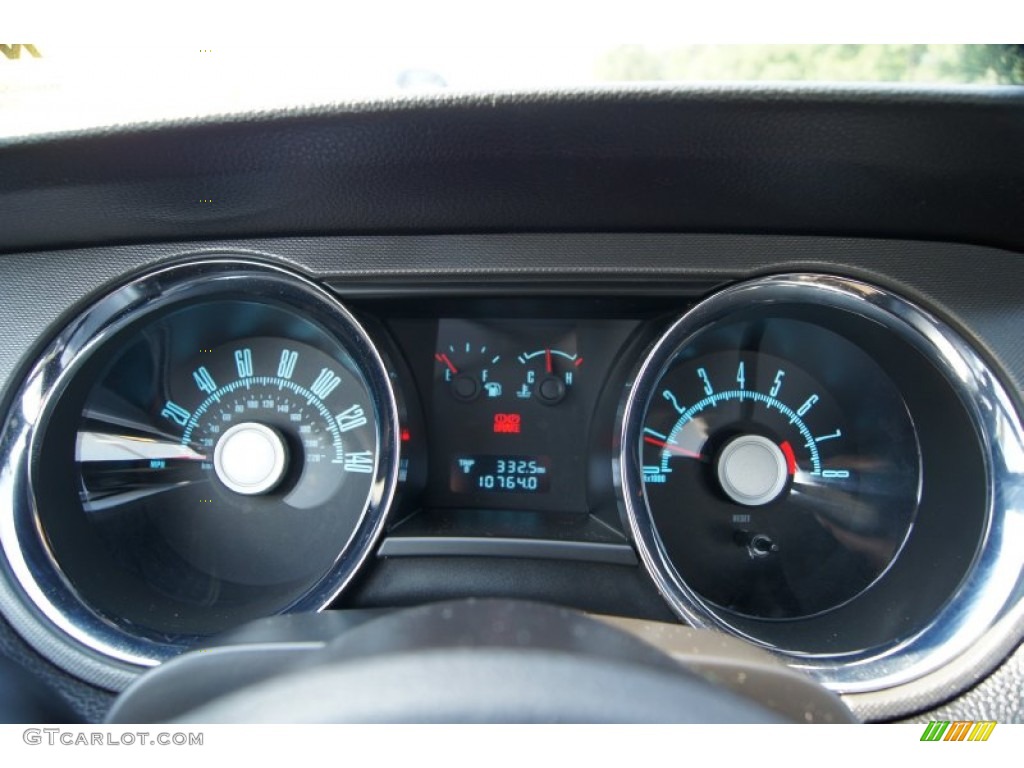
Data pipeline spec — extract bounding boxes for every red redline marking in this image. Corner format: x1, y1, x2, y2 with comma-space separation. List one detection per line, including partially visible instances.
574, 357, 584, 367
643, 436, 703, 460
434, 353, 458, 375
779, 440, 797, 475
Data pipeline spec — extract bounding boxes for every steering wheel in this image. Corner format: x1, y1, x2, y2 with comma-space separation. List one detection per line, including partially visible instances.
107, 600, 855, 723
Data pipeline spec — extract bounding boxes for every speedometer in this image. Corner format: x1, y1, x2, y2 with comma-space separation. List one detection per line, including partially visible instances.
76, 335, 380, 588
0, 260, 399, 668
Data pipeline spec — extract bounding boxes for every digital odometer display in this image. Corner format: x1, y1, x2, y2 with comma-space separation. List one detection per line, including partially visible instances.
397, 317, 638, 513
451, 455, 551, 494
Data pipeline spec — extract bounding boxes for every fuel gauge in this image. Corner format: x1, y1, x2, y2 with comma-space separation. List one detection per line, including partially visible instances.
435, 341, 504, 402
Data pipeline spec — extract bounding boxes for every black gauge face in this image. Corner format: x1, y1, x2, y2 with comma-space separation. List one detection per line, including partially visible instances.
435, 341, 506, 402
515, 347, 580, 405
639, 318, 921, 619
77, 334, 377, 586
32, 279, 394, 641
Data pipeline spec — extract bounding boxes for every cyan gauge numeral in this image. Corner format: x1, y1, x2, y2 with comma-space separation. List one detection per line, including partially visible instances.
662, 389, 684, 414
770, 369, 785, 397
310, 368, 341, 399
797, 394, 819, 417
343, 450, 374, 473
736, 361, 746, 390
161, 400, 191, 426
277, 349, 298, 379
235, 348, 253, 378
697, 367, 713, 396
815, 429, 842, 443
192, 366, 217, 394
822, 469, 851, 479
336, 404, 368, 432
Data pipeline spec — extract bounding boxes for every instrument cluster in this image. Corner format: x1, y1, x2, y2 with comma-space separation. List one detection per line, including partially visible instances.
1, 258, 1023, 699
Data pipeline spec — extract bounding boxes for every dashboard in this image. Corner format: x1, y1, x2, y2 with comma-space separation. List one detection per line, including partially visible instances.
1, 86, 1024, 723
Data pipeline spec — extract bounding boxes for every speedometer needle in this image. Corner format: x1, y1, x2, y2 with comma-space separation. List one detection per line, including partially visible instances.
643, 435, 703, 460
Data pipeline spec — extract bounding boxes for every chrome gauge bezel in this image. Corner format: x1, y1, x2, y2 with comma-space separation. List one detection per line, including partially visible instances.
0, 259, 400, 688
618, 273, 1024, 693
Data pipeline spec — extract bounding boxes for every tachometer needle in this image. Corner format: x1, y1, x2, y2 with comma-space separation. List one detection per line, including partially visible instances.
643, 435, 703, 460
435, 353, 458, 375
545, 348, 552, 374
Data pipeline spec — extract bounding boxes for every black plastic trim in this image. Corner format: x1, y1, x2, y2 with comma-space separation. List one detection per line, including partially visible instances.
377, 537, 638, 565
2, 86, 1024, 254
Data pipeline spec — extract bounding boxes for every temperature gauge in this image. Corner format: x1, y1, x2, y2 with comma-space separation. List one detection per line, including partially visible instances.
515, 348, 582, 405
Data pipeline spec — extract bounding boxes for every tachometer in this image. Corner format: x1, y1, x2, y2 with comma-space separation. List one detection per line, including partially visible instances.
619, 273, 1024, 693
639, 340, 920, 619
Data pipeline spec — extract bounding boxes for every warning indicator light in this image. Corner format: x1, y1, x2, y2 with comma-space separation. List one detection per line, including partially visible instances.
493, 413, 521, 434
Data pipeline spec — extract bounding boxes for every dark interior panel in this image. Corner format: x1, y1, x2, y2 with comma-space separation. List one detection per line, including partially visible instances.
1, 86, 1023, 723
1, 87, 1023, 254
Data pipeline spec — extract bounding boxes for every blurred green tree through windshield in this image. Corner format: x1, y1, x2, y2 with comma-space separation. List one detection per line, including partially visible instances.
597, 45, 1024, 85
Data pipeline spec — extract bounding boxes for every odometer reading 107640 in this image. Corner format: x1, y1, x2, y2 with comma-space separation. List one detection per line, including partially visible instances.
450, 455, 551, 493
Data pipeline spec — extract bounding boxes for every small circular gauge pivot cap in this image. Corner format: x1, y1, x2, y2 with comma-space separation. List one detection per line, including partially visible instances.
452, 375, 479, 401
538, 377, 566, 404
214, 422, 289, 495
716, 434, 789, 507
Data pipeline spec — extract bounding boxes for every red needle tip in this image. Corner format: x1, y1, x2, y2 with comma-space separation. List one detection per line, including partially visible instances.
643, 435, 703, 460
435, 353, 458, 375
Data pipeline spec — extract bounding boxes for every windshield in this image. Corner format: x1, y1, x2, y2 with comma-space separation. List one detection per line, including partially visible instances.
2, 44, 1022, 139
